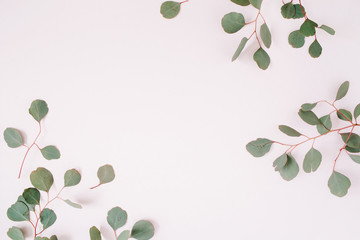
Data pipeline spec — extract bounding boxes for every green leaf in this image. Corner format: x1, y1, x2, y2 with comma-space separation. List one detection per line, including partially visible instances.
7, 227, 24, 240
29, 99, 49, 122
118, 230, 131, 240
308, 40, 322, 58
303, 148, 322, 173
260, 23, 271, 48
273, 154, 288, 171
98, 164, 116, 184
281, 3, 295, 19
300, 19, 318, 37
319, 25, 335, 35
131, 220, 155, 240
22, 188, 40, 205
160, 1, 181, 19
340, 132, 360, 149
107, 207, 128, 230
17, 195, 35, 212
301, 103, 317, 111
63, 199, 83, 209
34, 237, 50, 240
354, 104, 360, 119
278, 125, 301, 137
4, 128, 24, 148
90, 226, 102, 240
348, 154, 360, 164
253, 48, 270, 70
231, 0, 250, 6
249, 0, 262, 9
40, 145, 61, 160
288, 30, 305, 48
232, 37, 248, 61
292, 4, 306, 19
30, 167, 54, 192
221, 12, 245, 34
316, 115, 332, 134
50, 235, 58, 240
7, 202, 29, 222
298, 109, 320, 125
279, 154, 299, 181
337, 109, 353, 122
328, 171, 351, 197
335, 81, 349, 101
246, 138, 272, 157
40, 208, 57, 230
346, 146, 360, 153
64, 169, 81, 187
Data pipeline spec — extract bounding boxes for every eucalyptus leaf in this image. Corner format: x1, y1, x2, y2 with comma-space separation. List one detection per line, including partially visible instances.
34, 238, 50, 240
354, 104, 360, 119
301, 103, 317, 111
278, 125, 301, 137
340, 132, 360, 149
348, 154, 360, 164
64, 199, 83, 209
90, 226, 102, 240
281, 3, 295, 19
288, 30, 305, 48
50, 235, 58, 240
335, 81, 349, 101
131, 220, 155, 240
7, 202, 29, 222
328, 171, 351, 197
293, 4, 305, 19
40, 145, 61, 160
30, 167, 54, 192
316, 115, 332, 134
7, 226, 24, 240
260, 23, 271, 48
253, 48, 270, 70
98, 164, 115, 184
303, 148, 322, 173
4, 128, 24, 148
279, 154, 299, 181
29, 99, 49, 122
300, 19, 318, 37
232, 37, 248, 62
319, 25, 335, 35
160, 1, 181, 19
22, 188, 40, 205
40, 208, 57, 230
231, 0, 250, 6
337, 109, 352, 122
273, 154, 288, 171
249, 0, 262, 9
309, 40, 322, 58
298, 110, 320, 125
64, 169, 81, 187
107, 207, 128, 230
17, 195, 35, 212
118, 230, 131, 240
221, 12, 245, 34
246, 138, 272, 157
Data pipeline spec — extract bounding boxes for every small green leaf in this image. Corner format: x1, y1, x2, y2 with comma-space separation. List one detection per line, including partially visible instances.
231, 0, 250, 6
328, 171, 351, 197
303, 148, 322, 173
319, 25, 335, 35
7, 227, 24, 240
40, 208, 57, 230
281, 3, 295, 19
30, 167, 54, 192
232, 37, 248, 61
292, 4, 306, 19
273, 154, 288, 171
107, 207, 128, 231
279, 154, 299, 181
64, 169, 81, 187
160, 1, 181, 19
40, 145, 61, 160
29, 99, 49, 122
131, 220, 155, 240
335, 81, 349, 101
118, 230, 131, 240
316, 115, 332, 134
90, 226, 102, 240
253, 48, 270, 70
301, 103, 317, 111
246, 138, 272, 157
4, 128, 24, 148
340, 132, 360, 149
64, 199, 82, 209
354, 104, 360, 119
300, 19, 318, 37
98, 164, 116, 184
348, 154, 360, 164
249, 0, 262, 9
278, 125, 301, 137
337, 109, 353, 122
7, 202, 29, 222
17, 195, 35, 212
260, 23, 271, 48
298, 110, 320, 125
22, 188, 40, 205
221, 12, 245, 34
50, 235, 58, 240
288, 30, 305, 48
308, 40, 322, 58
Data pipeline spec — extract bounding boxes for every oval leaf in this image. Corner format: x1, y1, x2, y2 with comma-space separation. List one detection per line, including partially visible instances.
281, 3, 295, 19
231, 0, 250, 6
232, 37, 248, 62
64, 199, 83, 209
328, 171, 351, 197
348, 154, 360, 164
7, 227, 24, 240
29, 99, 49, 122
278, 125, 301, 137
303, 148, 322, 173
260, 23, 271, 48
118, 230, 131, 240
4, 128, 24, 148
40, 208, 57, 230
246, 138, 272, 157
30, 167, 54, 192
319, 25, 335, 35
354, 104, 360, 119
301, 103, 317, 111
337, 109, 353, 122
90, 226, 102, 240
298, 109, 320, 125
309, 40, 322, 58
253, 48, 270, 70
293, 4, 306, 19
98, 164, 115, 184
300, 19, 318, 37
22, 188, 40, 205
273, 153, 288, 171
249, 0, 262, 9
107, 207, 128, 231
64, 169, 81, 187
131, 220, 155, 240
279, 154, 299, 181
288, 30, 305, 48
40, 145, 61, 160
7, 202, 29, 222
335, 81, 349, 101
221, 12, 245, 34
316, 115, 332, 134
160, 1, 181, 19
340, 132, 360, 149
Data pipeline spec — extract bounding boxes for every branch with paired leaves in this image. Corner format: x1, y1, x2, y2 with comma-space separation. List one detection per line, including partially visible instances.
160, 0, 335, 70
90, 207, 155, 240
4, 99, 61, 178
246, 81, 360, 197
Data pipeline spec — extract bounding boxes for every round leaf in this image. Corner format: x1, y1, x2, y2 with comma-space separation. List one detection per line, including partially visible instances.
118, 230, 130, 240
90, 226, 102, 240
30, 167, 54, 192
335, 81, 349, 101
319, 25, 335, 35
281, 3, 295, 19
7, 202, 29, 222
273, 154, 288, 171
260, 23, 271, 48
64, 169, 81, 187
279, 154, 299, 181
288, 30, 305, 48
278, 125, 301, 137
300, 19, 318, 37
29, 99, 49, 122
298, 110, 320, 125
292, 4, 306, 19
232, 37, 248, 62
249, 0, 262, 9
40, 145, 61, 160
40, 208, 57, 230
7, 227, 24, 240
98, 164, 115, 184
107, 207, 128, 231
328, 171, 351, 197
231, 0, 250, 6
4, 128, 24, 148
303, 148, 322, 173
253, 47, 270, 70
22, 188, 40, 205
17, 195, 35, 212
246, 138, 272, 157
316, 115, 332, 134
131, 220, 155, 240
160, 1, 181, 19
221, 12, 245, 34
309, 40, 322, 58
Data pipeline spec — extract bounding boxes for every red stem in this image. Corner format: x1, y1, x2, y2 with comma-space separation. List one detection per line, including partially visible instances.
90, 183, 102, 190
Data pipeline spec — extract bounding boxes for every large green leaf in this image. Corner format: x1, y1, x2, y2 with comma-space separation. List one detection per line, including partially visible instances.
278, 125, 301, 137
7, 227, 25, 240
118, 230, 130, 240
309, 40, 322, 58
231, 0, 250, 6
90, 226, 102, 240
221, 12, 245, 34
232, 37, 248, 61
340, 132, 360, 149
98, 164, 115, 184
64, 169, 81, 187
40, 208, 57, 230
160, 1, 181, 19
281, 3, 295, 19
337, 109, 352, 122
273, 154, 288, 171
292, 4, 306, 19
40, 146, 61, 160
300, 19, 318, 37
288, 30, 305, 48
131, 220, 155, 240
279, 154, 299, 181
249, 0, 262, 9
298, 110, 320, 125
253, 48, 270, 70
328, 171, 351, 197
246, 138, 272, 157
335, 81, 349, 101
107, 207, 128, 231
303, 148, 322, 173
7, 202, 29, 222
29, 99, 49, 122
319, 25, 335, 35
316, 115, 332, 134
260, 23, 271, 48
22, 188, 40, 205
4, 128, 24, 148
30, 167, 54, 192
